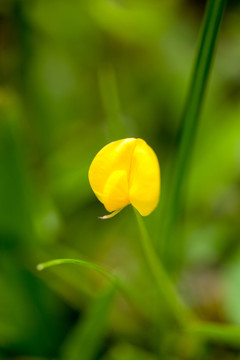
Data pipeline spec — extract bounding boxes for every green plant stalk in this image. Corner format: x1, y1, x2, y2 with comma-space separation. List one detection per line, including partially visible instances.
162, 0, 227, 267
134, 209, 194, 327
134, 210, 240, 342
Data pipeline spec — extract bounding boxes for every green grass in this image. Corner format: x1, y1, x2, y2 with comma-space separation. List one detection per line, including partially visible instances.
2, 0, 240, 359
161, 0, 227, 270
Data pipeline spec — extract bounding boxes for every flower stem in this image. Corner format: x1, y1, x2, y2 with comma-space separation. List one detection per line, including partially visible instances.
134, 209, 194, 327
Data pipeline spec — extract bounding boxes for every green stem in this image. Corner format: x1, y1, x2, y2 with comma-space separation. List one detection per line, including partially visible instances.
162, 0, 227, 267
135, 210, 240, 342
134, 209, 194, 327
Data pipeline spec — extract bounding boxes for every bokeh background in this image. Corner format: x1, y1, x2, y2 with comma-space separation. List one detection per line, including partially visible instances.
1, 0, 240, 359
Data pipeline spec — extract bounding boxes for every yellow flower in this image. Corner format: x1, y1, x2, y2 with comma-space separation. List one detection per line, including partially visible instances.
88, 138, 160, 217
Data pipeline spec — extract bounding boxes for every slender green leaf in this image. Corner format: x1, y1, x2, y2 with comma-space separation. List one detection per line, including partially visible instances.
37, 257, 153, 320
37, 258, 116, 284
101, 342, 158, 360
189, 322, 240, 348
161, 0, 227, 269
61, 284, 116, 360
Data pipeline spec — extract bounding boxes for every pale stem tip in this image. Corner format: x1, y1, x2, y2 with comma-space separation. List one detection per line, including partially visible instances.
37, 263, 44, 271
98, 209, 122, 220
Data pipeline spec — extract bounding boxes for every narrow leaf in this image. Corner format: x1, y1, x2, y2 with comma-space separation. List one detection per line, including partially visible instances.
61, 284, 116, 360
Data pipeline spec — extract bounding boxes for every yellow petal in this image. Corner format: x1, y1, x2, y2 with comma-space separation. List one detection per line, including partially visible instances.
103, 170, 129, 212
88, 137, 160, 217
88, 138, 136, 208
129, 139, 160, 216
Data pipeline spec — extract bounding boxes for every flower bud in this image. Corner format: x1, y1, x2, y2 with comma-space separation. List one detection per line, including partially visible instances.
88, 138, 160, 216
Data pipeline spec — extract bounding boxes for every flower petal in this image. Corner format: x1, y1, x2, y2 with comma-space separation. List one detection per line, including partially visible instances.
129, 139, 160, 216
88, 138, 136, 205
103, 170, 129, 212
89, 137, 160, 217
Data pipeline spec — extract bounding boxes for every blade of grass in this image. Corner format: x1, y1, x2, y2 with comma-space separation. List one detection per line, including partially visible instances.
61, 284, 116, 360
37, 258, 116, 284
37, 258, 155, 321
161, 0, 227, 269
189, 321, 240, 347
0, 95, 34, 243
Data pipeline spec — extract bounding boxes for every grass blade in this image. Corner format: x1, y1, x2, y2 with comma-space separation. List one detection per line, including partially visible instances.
61, 284, 116, 360
37, 257, 152, 320
162, 0, 227, 269
37, 258, 116, 284
189, 322, 240, 347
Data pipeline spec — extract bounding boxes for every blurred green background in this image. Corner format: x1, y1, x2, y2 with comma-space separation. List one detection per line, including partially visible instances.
1, 0, 240, 359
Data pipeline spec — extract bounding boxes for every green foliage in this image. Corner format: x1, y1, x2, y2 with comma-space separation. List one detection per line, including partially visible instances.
1, 0, 240, 359
61, 284, 116, 360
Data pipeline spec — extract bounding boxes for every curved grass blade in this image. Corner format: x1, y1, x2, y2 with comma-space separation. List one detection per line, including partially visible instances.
37, 258, 116, 284
37, 258, 150, 319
